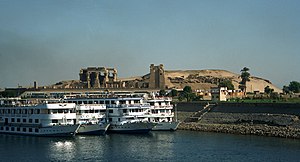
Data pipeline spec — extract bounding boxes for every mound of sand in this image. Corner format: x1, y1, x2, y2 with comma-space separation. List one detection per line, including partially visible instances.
49, 69, 282, 93
164, 70, 281, 93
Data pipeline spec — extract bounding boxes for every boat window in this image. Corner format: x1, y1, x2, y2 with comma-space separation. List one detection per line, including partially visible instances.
108, 118, 112, 122
29, 119, 32, 123
17, 127, 20, 131
111, 101, 116, 104
78, 101, 82, 104
23, 128, 26, 132
6, 127, 9, 131
34, 109, 40, 114
11, 109, 15, 114
105, 101, 110, 104
109, 110, 113, 113
100, 101, 104, 104
29, 109, 33, 114
11, 118, 15, 123
17, 118, 20, 123
58, 110, 63, 113
35, 128, 38, 133
0, 127, 3, 130
35, 119, 39, 123
88, 101, 93, 104
23, 119, 26, 123
123, 109, 127, 113
0, 109, 2, 114
52, 119, 58, 123
83, 101, 87, 104
29, 128, 32, 132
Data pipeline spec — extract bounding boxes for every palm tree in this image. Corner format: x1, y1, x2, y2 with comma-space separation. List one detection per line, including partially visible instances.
239, 67, 250, 92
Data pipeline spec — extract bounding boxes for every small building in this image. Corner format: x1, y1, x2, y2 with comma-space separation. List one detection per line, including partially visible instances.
211, 87, 245, 101
211, 87, 228, 102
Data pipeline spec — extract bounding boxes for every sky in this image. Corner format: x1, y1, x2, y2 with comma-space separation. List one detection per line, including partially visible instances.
0, 0, 299, 89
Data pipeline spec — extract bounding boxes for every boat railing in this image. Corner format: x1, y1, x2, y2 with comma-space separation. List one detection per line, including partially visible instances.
107, 103, 150, 108
151, 105, 173, 109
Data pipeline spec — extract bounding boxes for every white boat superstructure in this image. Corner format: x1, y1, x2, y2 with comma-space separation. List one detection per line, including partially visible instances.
106, 98, 155, 133
146, 97, 179, 131
75, 104, 110, 135
65, 96, 155, 133
0, 98, 80, 137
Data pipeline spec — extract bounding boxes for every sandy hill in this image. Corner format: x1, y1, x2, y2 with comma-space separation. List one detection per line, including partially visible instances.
163, 69, 281, 93
48, 69, 281, 93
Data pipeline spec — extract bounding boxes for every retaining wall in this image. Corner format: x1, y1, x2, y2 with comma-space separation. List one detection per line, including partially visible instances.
177, 102, 300, 116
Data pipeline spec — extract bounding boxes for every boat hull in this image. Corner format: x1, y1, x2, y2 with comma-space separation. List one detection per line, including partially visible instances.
152, 121, 180, 131
76, 123, 110, 135
108, 122, 155, 134
0, 124, 80, 137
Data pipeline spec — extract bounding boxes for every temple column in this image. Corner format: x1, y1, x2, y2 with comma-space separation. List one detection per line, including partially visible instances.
87, 72, 91, 88
94, 72, 100, 88
113, 69, 117, 82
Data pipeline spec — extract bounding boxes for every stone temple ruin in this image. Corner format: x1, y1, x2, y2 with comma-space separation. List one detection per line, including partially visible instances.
78, 64, 166, 89
79, 67, 122, 88
149, 64, 165, 89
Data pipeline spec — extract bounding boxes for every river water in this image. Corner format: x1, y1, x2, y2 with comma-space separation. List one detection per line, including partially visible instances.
1, 131, 300, 162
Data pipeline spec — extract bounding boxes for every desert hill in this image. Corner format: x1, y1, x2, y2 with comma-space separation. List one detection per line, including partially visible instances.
162, 69, 281, 92
49, 69, 281, 93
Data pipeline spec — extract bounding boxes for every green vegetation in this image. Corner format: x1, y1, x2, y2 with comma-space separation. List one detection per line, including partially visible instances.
264, 86, 274, 95
177, 86, 203, 102
239, 67, 250, 92
169, 89, 178, 97
219, 80, 234, 90
179, 86, 193, 102
288, 81, 300, 93
227, 97, 300, 103
159, 89, 167, 96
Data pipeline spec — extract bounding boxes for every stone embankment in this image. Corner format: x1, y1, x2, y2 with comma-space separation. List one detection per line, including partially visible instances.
177, 112, 300, 139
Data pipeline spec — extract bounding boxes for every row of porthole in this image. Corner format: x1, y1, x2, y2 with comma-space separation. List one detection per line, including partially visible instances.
0, 126, 39, 133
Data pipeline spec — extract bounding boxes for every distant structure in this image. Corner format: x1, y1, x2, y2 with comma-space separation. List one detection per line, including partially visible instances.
33, 81, 38, 89
79, 67, 121, 88
211, 87, 228, 102
211, 87, 244, 101
149, 64, 165, 89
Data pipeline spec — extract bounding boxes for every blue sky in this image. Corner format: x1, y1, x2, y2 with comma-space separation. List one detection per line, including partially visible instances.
0, 0, 299, 88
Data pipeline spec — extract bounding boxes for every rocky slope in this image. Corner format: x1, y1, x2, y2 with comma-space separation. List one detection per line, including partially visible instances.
163, 70, 281, 92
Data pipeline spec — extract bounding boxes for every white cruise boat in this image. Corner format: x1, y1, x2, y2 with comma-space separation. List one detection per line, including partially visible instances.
74, 104, 110, 135
65, 96, 155, 134
146, 97, 180, 131
0, 98, 80, 137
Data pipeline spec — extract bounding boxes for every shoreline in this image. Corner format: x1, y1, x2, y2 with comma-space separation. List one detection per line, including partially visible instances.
176, 111, 300, 139
178, 122, 300, 139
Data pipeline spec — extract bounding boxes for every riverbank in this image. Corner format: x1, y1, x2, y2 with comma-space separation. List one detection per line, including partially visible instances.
177, 111, 300, 139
